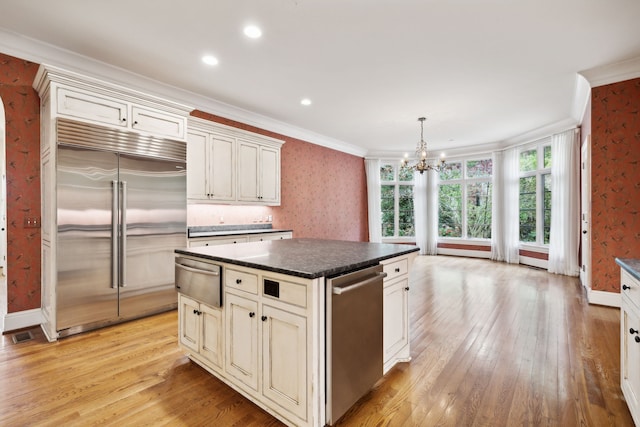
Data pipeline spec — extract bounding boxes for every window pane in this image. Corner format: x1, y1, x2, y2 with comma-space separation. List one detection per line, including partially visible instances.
440, 161, 462, 181
466, 159, 493, 178
381, 185, 395, 237
438, 184, 462, 237
398, 185, 415, 236
543, 173, 551, 244
544, 146, 552, 169
519, 176, 536, 242
380, 164, 394, 181
398, 165, 414, 181
467, 182, 492, 239
519, 149, 537, 172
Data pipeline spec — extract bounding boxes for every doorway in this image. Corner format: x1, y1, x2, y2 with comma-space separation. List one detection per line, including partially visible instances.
0, 97, 6, 332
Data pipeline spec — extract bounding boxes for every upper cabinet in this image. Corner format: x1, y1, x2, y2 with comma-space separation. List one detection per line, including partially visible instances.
188, 117, 284, 206
34, 65, 192, 142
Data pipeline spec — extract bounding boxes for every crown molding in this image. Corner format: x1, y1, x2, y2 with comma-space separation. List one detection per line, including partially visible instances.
0, 28, 367, 157
579, 55, 640, 88
502, 117, 578, 148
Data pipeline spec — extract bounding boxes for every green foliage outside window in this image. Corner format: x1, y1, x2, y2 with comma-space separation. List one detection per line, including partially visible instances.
467, 182, 492, 238
440, 162, 462, 180
519, 176, 536, 242
519, 149, 537, 172
398, 185, 414, 236
439, 184, 462, 237
381, 184, 395, 237
543, 174, 551, 244
380, 164, 415, 238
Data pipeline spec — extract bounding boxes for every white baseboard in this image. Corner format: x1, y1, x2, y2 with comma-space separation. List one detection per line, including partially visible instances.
519, 256, 548, 270
3, 308, 44, 332
437, 248, 492, 259
587, 288, 621, 308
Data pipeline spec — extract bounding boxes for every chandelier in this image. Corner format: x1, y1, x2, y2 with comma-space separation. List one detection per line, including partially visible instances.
401, 117, 446, 174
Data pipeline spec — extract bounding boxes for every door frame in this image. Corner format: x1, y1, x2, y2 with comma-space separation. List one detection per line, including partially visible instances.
0, 97, 7, 332
580, 135, 591, 291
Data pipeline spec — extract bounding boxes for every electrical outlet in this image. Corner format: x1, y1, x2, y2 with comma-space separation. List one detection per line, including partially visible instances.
24, 217, 41, 228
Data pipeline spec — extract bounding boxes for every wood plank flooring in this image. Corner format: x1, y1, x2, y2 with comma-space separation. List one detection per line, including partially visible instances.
0, 256, 633, 426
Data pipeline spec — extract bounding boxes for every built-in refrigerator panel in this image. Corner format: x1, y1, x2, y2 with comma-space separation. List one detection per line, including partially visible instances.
57, 146, 119, 330
118, 154, 186, 318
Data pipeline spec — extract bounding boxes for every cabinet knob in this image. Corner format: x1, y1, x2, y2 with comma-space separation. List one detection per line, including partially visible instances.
623, 284, 631, 291
636, 336, 640, 344
193, 309, 201, 315
261, 315, 267, 322
236, 279, 242, 284
121, 118, 126, 122
630, 328, 639, 335
395, 268, 400, 273
134, 121, 138, 125
405, 287, 410, 291
582, 230, 587, 234
193, 309, 198, 314
249, 312, 255, 318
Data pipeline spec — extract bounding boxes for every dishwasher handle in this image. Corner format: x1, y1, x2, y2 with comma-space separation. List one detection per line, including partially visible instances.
174, 262, 221, 277
332, 272, 387, 295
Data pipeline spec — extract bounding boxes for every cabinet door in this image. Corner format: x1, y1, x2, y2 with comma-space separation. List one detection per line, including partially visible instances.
383, 277, 409, 363
261, 304, 307, 420
259, 146, 280, 204
237, 141, 259, 202
225, 293, 259, 391
200, 304, 224, 370
209, 134, 236, 201
57, 87, 127, 128
186, 130, 209, 200
131, 106, 186, 140
622, 302, 640, 423
179, 295, 200, 353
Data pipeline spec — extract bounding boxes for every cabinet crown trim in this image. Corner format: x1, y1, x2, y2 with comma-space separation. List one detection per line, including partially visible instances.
189, 116, 285, 147
33, 64, 194, 116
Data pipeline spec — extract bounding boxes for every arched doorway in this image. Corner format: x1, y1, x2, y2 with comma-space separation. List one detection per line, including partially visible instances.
0, 97, 6, 332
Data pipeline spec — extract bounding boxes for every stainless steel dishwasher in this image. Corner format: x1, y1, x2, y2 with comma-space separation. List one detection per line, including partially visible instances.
326, 264, 387, 425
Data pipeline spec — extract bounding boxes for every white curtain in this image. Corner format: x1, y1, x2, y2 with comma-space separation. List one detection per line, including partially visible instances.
414, 170, 428, 254
548, 129, 580, 276
492, 147, 520, 263
425, 168, 439, 255
414, 169, 438, 255
365, 159, 382, 243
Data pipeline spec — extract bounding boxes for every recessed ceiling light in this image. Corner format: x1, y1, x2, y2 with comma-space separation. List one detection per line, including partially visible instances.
244, 25, 262, 39
202, 55, 219, 66
300, 98, 312, 106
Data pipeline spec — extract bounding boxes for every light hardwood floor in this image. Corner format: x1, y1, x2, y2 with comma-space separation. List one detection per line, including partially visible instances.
0, 256, 633, 426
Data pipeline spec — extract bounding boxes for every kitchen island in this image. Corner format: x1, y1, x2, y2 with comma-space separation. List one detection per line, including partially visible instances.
175, 238, 418, 426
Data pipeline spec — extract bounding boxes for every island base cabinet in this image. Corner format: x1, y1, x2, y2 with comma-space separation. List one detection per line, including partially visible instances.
262, 304, 307, 421
622, 298, 640, 426
225, 293, 259, 391
383, 277, 410, 369
178, 294, 223, 371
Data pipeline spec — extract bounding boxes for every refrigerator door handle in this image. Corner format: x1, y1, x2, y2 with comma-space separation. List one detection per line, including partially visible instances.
111, 180, 118, 289
120, 180, 127, 288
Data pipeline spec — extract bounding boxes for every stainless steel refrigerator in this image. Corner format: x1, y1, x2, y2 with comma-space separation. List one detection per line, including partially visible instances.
55, 119, 186, 337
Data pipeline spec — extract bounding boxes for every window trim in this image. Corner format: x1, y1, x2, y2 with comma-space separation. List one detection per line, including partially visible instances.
518, 140, 552, 247
380, 162, 415, 241
438, 156, 493, 240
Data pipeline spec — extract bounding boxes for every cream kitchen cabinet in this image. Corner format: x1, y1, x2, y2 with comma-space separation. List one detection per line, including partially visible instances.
188, 117, 284, 205
381, 253, 414, 374
178, 294, 224, 372
619, 263, 640, 426
187, 231, 292, 248
187, 127, 235, 202
237, 140, 280, 204
56, 86, 187, 141
225, 292, 260, 390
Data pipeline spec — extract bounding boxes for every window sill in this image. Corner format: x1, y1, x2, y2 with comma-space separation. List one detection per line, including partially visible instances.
519, 243, 549, 254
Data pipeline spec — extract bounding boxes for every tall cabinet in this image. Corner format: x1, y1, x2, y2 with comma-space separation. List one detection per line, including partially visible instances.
33, 64, 192, 341
187, 116, 284, 205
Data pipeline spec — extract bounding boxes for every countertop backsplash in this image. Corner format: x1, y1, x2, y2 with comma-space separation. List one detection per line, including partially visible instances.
187, 203, 277, 227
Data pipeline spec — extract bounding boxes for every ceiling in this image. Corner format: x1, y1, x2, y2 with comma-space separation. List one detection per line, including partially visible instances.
1, 0, 640, 157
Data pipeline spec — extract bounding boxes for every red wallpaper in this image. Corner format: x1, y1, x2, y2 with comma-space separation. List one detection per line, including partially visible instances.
191, 111, 369, 241
0, 53, 41, 312
591, 78, 640, 292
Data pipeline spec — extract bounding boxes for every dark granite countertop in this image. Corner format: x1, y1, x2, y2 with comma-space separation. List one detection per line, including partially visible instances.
175, 238, 419, 279
188, 224, 293, 238
616, 258, 640, 282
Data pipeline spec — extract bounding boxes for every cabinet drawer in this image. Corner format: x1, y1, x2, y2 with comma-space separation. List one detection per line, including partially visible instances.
262, 276, 307, 308
622, 270, 640, 310
382, 257, 409, 282
226, 268, 259, 295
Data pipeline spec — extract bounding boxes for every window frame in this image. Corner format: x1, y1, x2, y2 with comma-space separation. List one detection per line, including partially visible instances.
380, 162, 415, 242
438, 155, 493, 241
518, 140, 552, 247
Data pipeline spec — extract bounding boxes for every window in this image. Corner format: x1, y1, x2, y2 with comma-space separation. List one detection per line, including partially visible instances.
380, 163, 414, 238
518, 142, 551, 244
438, 158, 492, 239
